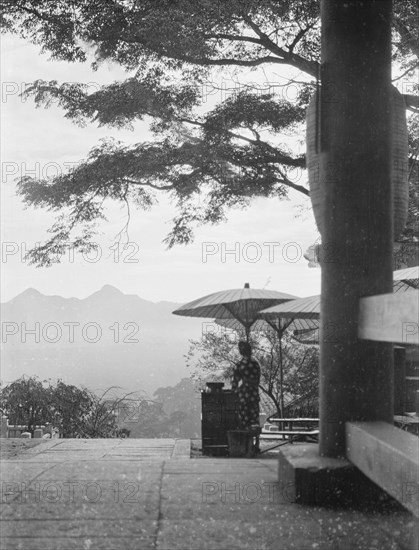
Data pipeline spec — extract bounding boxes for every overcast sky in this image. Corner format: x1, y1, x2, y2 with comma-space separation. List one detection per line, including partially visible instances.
1, 35, 321, 304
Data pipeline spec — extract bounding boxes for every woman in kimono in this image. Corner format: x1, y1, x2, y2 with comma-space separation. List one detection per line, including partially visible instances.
231, 341, 260, 430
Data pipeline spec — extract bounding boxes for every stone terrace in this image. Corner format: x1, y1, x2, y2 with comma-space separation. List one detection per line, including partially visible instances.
0, 438, 417, 550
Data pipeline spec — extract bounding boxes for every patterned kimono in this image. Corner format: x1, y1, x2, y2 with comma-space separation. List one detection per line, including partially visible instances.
232, 357, 260, 429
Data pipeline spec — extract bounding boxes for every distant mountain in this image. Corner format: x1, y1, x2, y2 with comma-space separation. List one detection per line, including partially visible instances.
0, 286, 206, 395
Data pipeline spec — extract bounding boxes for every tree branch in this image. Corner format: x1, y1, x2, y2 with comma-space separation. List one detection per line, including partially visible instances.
392, 62, 419, 82
287, 22, 316, 53
120, 32, 283, 67
177, 116, 306, 168
277, 169, 309, 196
123, 178, 174, 191
242, 16, 319, 77
15, 4, 57, 25
163, 54, 287, 67
203, 32, 262, 46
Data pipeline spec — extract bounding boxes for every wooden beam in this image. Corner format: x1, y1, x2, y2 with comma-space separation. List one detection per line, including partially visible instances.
346, 421, 419, 517
358, 292, 419, 345
394, 347, 407, 415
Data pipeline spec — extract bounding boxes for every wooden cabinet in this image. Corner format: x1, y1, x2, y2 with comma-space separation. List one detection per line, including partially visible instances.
201, 387, 239, 456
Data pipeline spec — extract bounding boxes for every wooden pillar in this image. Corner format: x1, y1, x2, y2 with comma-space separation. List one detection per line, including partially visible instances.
394, 347, 406, 415
319, 0, 394, 456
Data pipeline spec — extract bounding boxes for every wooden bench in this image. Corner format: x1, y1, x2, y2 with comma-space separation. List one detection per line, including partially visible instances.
260, 417, 319, 452
267, 429, 318, 441
261, 429, 319, 443
393, 414, 419, 435
346, 421, 419, 517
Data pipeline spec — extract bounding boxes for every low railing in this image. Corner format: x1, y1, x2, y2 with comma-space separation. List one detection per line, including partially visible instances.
1, 417, 58, 439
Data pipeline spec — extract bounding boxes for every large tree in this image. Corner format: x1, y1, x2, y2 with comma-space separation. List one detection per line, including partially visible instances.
1, 0, 418, 265
0, 376, 54, 434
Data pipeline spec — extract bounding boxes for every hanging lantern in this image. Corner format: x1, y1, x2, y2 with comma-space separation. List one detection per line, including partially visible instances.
303, 242, 321, 268
306, 85, 409, 238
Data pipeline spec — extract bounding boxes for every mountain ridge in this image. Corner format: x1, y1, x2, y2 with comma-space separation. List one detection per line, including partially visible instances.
3, 285, 177, 306
1, 286, 205, 396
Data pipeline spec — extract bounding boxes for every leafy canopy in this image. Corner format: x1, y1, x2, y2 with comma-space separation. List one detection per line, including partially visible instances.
1, 1, 418, 265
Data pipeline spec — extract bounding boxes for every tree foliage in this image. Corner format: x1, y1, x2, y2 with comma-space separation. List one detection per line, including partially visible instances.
1, 0, 418, 264
112, 378, 201, 438
394, 117, 419, 268
154, 378, 201, 437
0, 375, 203, 439
0, 376, 54, 434
0, 376, 143, 438
48, 380, 94, 438
79, 386, 144, 438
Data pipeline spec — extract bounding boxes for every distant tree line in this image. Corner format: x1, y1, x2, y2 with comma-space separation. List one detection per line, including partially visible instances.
118, 378, 201, 438
0, 376, 201, 439
0, 376, 140, 438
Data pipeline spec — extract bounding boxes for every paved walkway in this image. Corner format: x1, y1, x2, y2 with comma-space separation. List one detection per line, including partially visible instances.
1, 439, 417, 549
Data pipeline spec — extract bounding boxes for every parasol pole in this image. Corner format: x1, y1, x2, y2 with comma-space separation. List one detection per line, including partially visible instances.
278, 333, 284, 431
264, 317, 291, 429
244, 283, 250, 342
